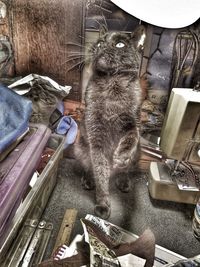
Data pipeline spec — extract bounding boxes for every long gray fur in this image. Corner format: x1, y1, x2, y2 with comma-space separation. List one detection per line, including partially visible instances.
75, 26, 145, 219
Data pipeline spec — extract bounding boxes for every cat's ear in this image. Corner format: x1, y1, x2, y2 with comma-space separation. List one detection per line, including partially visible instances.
131, 25, 146, 52
99, 24, 107, 37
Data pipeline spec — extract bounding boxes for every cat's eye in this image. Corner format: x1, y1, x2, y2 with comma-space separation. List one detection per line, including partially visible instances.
115, 42, 125, 48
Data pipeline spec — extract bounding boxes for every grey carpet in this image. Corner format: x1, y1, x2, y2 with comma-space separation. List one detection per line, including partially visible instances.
42, 158, 200, 260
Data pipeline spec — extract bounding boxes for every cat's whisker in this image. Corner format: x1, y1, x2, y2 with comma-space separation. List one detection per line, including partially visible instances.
67, 60, 85, 72
68, 51, 85, 53
79, 61, 86, 72
66, 54, 93, 61
89, 26, 99, 30
92, 18, 108, 33
101, 13, 109, 32
67, 53, 86, 58
59, 51, 86, 56
65, 50, 85, 53
101, 0, 114, 7
123, 19, 131, 31
66, 42, 86, 49
61, 56, 84, 66
67, 51, 92, 55
94, 4, 112, 13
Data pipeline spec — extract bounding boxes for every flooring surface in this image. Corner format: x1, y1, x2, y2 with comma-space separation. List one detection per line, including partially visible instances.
42, 158, 200, 261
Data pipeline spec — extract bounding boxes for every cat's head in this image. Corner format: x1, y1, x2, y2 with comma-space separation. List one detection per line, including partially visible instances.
88, 25, 146, 75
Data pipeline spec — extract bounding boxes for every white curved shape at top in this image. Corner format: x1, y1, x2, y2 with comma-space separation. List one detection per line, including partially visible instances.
111, 0, 200, 29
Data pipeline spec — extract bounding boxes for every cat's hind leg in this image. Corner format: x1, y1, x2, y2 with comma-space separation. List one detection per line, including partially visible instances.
115, 159, 140, 193
90, 148, 111, 219
81, 169, 95, 190
115, 172, 131, 193
74, 140, 95, 190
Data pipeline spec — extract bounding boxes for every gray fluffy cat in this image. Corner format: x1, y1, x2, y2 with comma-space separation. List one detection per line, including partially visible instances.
75, 26, 145, 219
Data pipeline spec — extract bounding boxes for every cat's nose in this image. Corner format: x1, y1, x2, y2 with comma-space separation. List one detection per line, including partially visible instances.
96, 55, 108, 70
98, 56, 106, 65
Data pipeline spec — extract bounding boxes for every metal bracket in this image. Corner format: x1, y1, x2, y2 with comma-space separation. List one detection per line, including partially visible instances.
2, 219, 53, 267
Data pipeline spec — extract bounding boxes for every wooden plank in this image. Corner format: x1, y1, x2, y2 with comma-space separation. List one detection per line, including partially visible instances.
10, 0, 85, 100
52, 209, 78, 254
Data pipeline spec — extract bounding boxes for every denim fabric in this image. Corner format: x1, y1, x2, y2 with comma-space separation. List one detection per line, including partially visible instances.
0, 84, 32, 153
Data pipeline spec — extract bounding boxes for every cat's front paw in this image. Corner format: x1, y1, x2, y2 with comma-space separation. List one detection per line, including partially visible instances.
113, 151, 132, 169
94, 203, 111, 219
94, 197, 111, 219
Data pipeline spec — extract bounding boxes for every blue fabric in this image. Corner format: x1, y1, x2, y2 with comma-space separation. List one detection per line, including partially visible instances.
55, 116, 78, 149
0, 84, 32, 153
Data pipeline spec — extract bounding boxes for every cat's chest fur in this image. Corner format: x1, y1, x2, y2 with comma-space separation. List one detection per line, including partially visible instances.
85, 74, 140, 121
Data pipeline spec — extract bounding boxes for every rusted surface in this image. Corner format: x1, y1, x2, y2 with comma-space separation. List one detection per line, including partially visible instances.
10, 0, 85, 100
